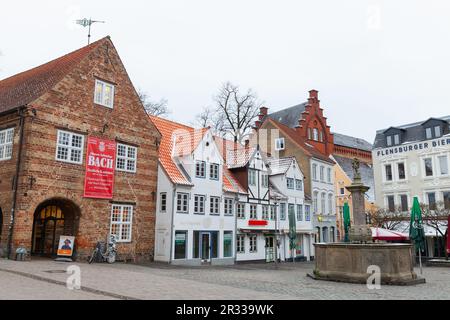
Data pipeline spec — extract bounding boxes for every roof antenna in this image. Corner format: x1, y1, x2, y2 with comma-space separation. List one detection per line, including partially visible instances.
75, 18, 105, 44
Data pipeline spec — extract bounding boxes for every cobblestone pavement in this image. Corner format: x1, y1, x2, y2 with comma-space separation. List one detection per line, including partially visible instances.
0, 258, 449, 300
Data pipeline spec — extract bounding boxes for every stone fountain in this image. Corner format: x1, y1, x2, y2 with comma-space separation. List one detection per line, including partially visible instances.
308, 158, 425, 285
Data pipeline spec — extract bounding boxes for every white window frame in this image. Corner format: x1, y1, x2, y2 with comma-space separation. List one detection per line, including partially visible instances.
423, 157, 434, 178
195, 161, 206, 178
280, 203, 286, 220
176, 193, 189, 213
320, 166, 325, 182
194, 195, 206, 214
297, 204, 303, 221
425, 128, 432, 139
250, 204, 257, 219
394, 134, 400, 145
0, 128, 14, 161
210, 196, 220, 215
286, 178, 295, 189
110, 204, 133, 243
327, 168, 332, 183
237, 203, 245, 219
261, 174, 269, 188
305, 205, 311, 221
435, 126, 442, 138
116, 143, 137, 173
312, 164, 317, 180
224, 198, 234, 216
438, 155, 449, 176
295, 179, 303, 191
248, 169, 257, 186
262, 205, 269, 220
94, 79, 115, 108
386, 135, 392, 146
328, 194, 333, 215
249, 235, 257, 253
209, 163, 220, 180
55, 130, 84, 165
275, 138, 285, 151
237, 235, 245, 253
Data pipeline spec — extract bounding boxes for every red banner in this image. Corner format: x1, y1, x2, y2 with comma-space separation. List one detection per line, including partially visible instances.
248, 220, 268, 226
83, 137, 116, 199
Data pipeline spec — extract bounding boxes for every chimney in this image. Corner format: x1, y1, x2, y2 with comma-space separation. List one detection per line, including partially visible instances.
309, 90, 318, 99
254, 120, 262, 129
258, 106, 269, 122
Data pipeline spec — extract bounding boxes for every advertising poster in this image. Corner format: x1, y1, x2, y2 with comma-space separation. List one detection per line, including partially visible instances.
57, 236, 75, 257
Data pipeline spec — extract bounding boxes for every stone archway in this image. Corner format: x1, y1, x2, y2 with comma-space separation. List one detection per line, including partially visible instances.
31, 198, 80, 257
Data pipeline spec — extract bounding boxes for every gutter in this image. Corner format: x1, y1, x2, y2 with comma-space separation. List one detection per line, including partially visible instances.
6, 106, 27, 259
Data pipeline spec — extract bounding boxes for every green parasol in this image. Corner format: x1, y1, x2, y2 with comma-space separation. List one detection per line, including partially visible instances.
343, 202, 351, 243
409, 197, 426, 252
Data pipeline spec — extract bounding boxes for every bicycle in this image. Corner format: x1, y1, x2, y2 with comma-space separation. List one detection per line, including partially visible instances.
88, 234, 118, 264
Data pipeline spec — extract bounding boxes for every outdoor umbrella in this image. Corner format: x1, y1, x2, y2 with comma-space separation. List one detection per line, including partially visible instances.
343, 202, 351, 243
409, 196, 426, 273
288, 208, 297, 261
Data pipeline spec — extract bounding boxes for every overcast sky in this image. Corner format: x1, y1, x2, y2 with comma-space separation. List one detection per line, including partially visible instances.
1, 1, 450, 143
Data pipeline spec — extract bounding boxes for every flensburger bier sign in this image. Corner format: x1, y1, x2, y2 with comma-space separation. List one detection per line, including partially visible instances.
375, 137, 450, 158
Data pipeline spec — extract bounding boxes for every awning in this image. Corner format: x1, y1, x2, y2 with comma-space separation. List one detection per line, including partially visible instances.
371, 227, 409, 241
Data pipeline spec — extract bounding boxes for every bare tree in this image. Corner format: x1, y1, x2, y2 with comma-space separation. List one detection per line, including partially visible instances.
138, 89, 170, 117
193, 106, 226, 135
421, 202, 449, 258
367, 206, 407, 230
196, 82, 262, 143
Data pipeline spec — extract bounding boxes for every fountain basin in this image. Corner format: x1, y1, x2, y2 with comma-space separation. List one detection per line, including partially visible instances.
308, 243, 425, 286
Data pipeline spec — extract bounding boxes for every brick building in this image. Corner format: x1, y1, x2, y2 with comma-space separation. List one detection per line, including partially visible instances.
0, 37, 160, 261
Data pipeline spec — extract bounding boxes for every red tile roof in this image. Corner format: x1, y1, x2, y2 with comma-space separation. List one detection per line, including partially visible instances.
0, 37, 107, 114
265, 118, 334, 164
150, 116, 246, 194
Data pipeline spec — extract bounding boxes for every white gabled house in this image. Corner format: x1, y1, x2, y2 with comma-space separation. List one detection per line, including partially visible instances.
267, 157, 314, 261
151, 117, 245, 265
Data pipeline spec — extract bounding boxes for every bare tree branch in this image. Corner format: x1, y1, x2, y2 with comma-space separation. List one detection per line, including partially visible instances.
138, 89, 170, 117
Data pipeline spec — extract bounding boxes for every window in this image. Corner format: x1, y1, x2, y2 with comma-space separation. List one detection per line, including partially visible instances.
340, 188, 345, 196
174, 231, 187, 259
210, 196, 220, 215
426, 128, 433, 139
330, 227, 335, 243
400, 195, 408, 212
160, 193, 167, 212
438, 156, 449, 175
0, 128, 14, 161
194, 195, 205, 214
176, 193, 189, 213
321, 193, 326, 214
288, 204, 295, 221
398, 162, 406, 180
305, 205, 311, 221
262, 205, 269, 220
327, 168, 332, 183
94, 79, 115, 108
110, 205, 133, 242
295, 179, 303, 191
427, 192, 436, 210
297, 204, 303, 221
249, 235, 257, 253
320, 131, 324, 142
443, 192, 450, 210
224, 198, 234, 216
250, 204, 257, 219
387, 195, 395, 212
248, 169, 257, 186
195, 161, 206, 178
280, 203, 286, 220
308, 128, 312, 140
385, 164, 393, 181
387, 136, 392, 146
275, 138, 285, 151
394, 134, 400, 145
270, 205, 276, 220
210, 163, 220, 180
286, 178, 295, 189
313, 191, 318, 213
328, 194, 333, 215
424, 158, 433, 177
320, 166, 324, 182
236, 235, 245, 253
312, 164, 317, 180
55, 130, 84, 164
313, 128, 319, 141
116, 143, 137, 173
261, 174, 269, 188
237, 203, 245, 219
435, 126, 442, 138
223, 231, 233, 258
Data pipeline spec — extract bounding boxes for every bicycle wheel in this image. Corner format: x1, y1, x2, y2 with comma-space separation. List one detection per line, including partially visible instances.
88, 248, 99, 264
107, 252, 116, 264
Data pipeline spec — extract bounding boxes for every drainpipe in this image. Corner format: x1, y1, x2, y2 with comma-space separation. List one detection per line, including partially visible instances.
169, 184, 177, 264
6, 106, 27, 259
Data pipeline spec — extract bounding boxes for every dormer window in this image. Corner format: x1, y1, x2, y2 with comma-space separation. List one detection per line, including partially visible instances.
434, 126, 442, 138
275, 138, 285, 151
394, 134, 400, 145
426, 128, 432, 139
386, 134, 401, 146
386, 136, 392, 146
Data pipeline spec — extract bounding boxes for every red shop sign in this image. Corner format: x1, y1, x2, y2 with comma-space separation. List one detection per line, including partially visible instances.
248, 220, 268, 226
83, 137, 116, 199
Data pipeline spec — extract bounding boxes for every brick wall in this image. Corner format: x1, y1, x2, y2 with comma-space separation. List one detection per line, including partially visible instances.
0, 38, 160, 262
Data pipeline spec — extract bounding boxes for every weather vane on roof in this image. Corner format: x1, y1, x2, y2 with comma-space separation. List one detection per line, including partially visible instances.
75, 18, 105, 45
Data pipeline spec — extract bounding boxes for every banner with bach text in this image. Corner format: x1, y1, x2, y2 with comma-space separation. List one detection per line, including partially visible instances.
83, 137, 116, 199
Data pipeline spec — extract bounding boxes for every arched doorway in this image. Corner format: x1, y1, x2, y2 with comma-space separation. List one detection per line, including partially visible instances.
31, 199, 80, 257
